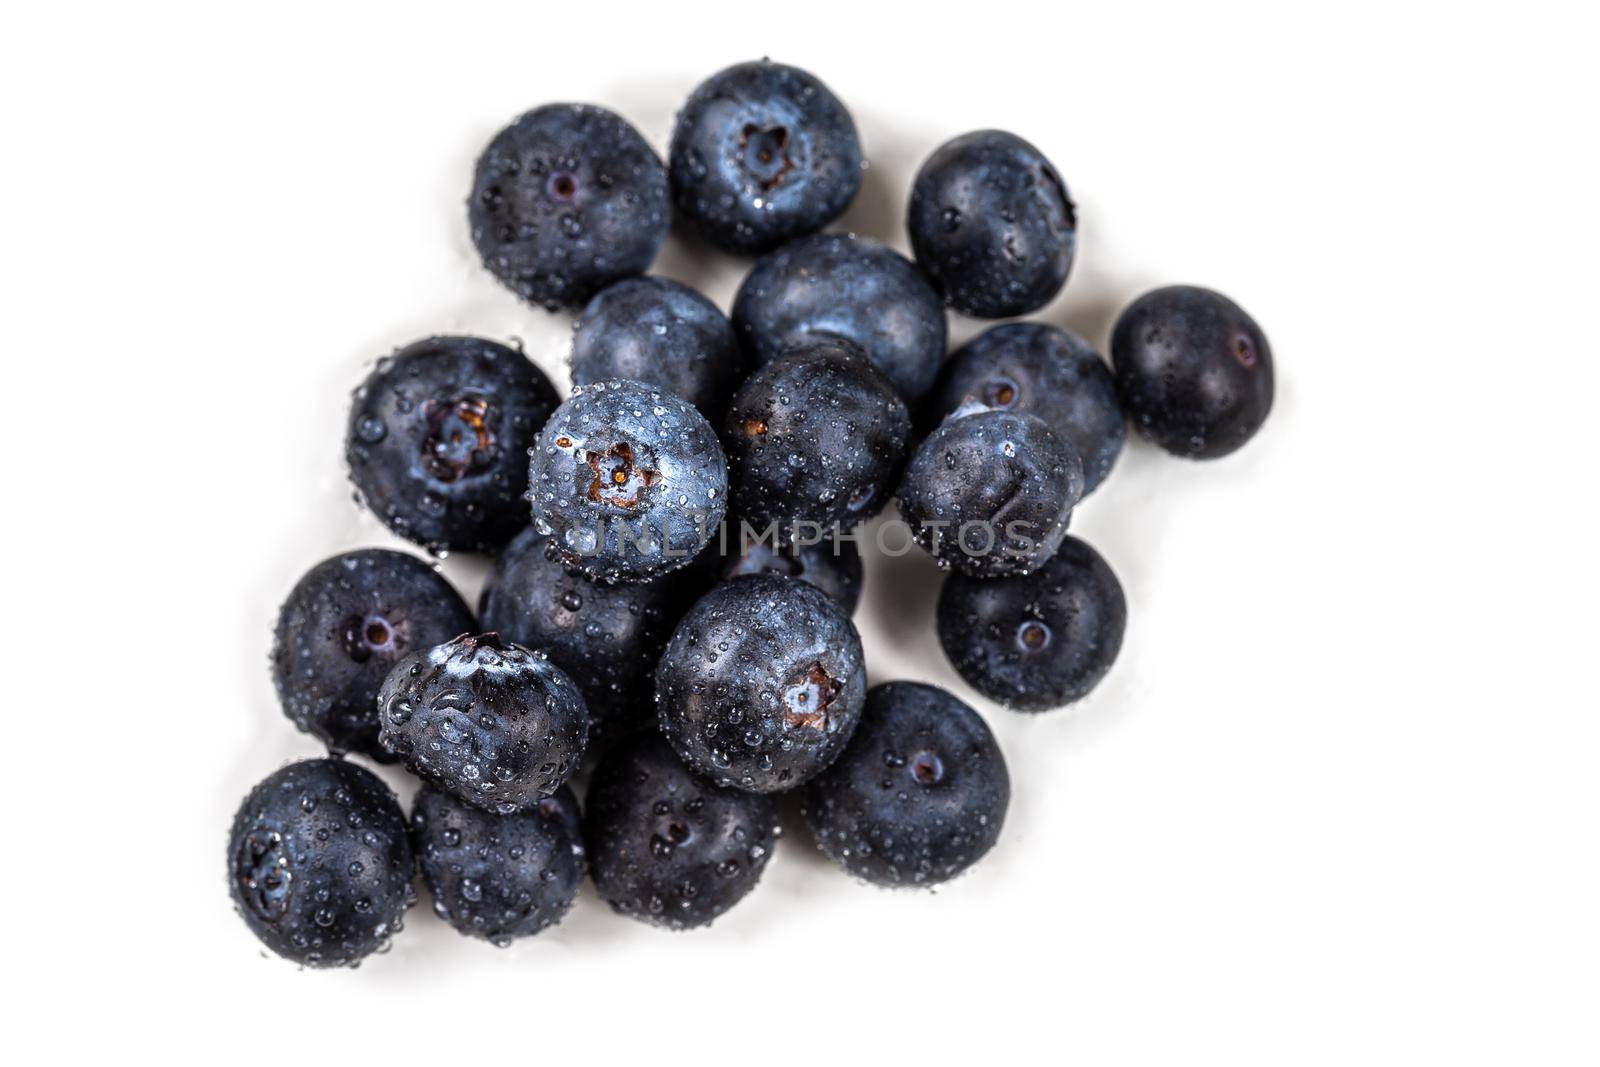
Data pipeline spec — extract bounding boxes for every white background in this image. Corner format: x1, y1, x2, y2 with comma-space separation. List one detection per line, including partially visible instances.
6, 1, 1597, 1061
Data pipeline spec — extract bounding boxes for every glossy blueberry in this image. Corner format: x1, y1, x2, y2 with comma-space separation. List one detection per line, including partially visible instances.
1111, 285, 1274, 459
227, 758, 414, 967
925, 323, 1125, 495
732, 233, 947, 403
584, 734, 777, 930
669, 59, 862, 255
571, 276, 744, 421
907, 130, 1077, 318
479, 526, 701, 746
714, 518, 863, 613
938, 535, 1126, 711
411, 782, 584, 946
802, 682, 1009, 888
896, 408, 1083, 577
346, 336, 559, 554
377, 634, 588, 813
723, 337, 909, 529
657, 574, 867, 793
469, 104, 669, 310
529, 379, 727, 583
271, 549, 474, 762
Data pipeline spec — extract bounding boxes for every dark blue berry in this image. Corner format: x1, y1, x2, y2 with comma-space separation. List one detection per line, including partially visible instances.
896, 408, 1083, 577
529, 378, 727, 583
907, 130, 1076, 318
714, 518, 863, 613
271, 549, 474, 761
925, 322, 1125, 495
377, 634, 588, 813
669, 60, 862, 254
469, 104, 670, 310
937, 535, 1126, 711
227, 758, 414, 967
802, 682, 1009, 888
657, 574, 866, 793
346, 336, 559, 554
723, 337, 909, 529
411, 782, 584, 946
571, 276, 744, 421
479, 526, 702, 746
732, 233, 947, 403
1111, 285, 1274, 458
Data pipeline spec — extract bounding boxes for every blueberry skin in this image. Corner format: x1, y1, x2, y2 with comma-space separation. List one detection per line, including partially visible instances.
937, 535, 1126, 711
584, 734, 777, 930
802, 682, 1009, 888
925, 323, 1125, 495
1111, 285, 1274, 459
896, 408, 1084, 577
657, 574, 867, 793
571, 276, 744, 421
271, 549, 475, 762
469, 104, 670, 311
723, 338, 910, 529
377, 634, 588, 814
227, 758, 415, 967
411, 782, 584, 946
347, 336, 560, 554
479, 526, 701, 746
669, 59, 862, 255
732, 233, 947, 404
529, 378, 728, 583
715, 519, 863, 613
907, 130, 1077, 318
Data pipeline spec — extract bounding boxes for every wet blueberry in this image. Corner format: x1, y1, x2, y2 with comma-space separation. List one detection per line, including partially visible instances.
271, 549, 474, 761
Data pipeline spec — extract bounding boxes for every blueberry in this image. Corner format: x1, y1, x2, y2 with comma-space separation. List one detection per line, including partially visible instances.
227, 758, 414, 967
469, 104, 669, 310
271, 549, 475, 761
907, 130, 1077, 318
801, 682, 1009, 888
896, 408, 1083, 577
715, 518, 863, 613
657, 574, 866, 793
479, 526, 701, 746
346, 336, 559, 554
669, 59, 862, 255
529, 378, 727, 583
377, 634, 587, 813
1111, 285, 1274, 458
732, 233, 947, 404
411, 782, 584, 946
723, 337, 910, 529
924, 323, 1125, 495
583, 733, 777, 930
937, 535, 1126, 711
571, 276, 744, 422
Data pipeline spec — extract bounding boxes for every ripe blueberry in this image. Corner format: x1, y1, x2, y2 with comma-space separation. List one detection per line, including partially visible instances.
411, 782, 584, 946
346, 335, 559, 554
227, 758, 414, 967
584, 734, 777, 930
907, 129, 1077, 318
377, 634, 588, 813
1111, 285, 1274, 458
732, 233, 947, 404
657, 574, 866, 793
937, 535, 1126, 711
669, 59, 862, 254
271, 549, 474, 761
469, 104, 669, 310
802, 682, 1009, 888
529, 378, 727, 583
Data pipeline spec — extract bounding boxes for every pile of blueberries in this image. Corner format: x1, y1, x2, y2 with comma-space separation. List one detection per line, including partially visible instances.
229, 59, 1274, 967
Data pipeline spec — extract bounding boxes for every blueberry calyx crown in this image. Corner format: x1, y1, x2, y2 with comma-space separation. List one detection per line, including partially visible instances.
782, 662, 840, 730
342, 614, 397, 664
234, 827, 292, 922
422, 396, 495, 482
740, 124, 795, 190
581, 441, 659, 508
